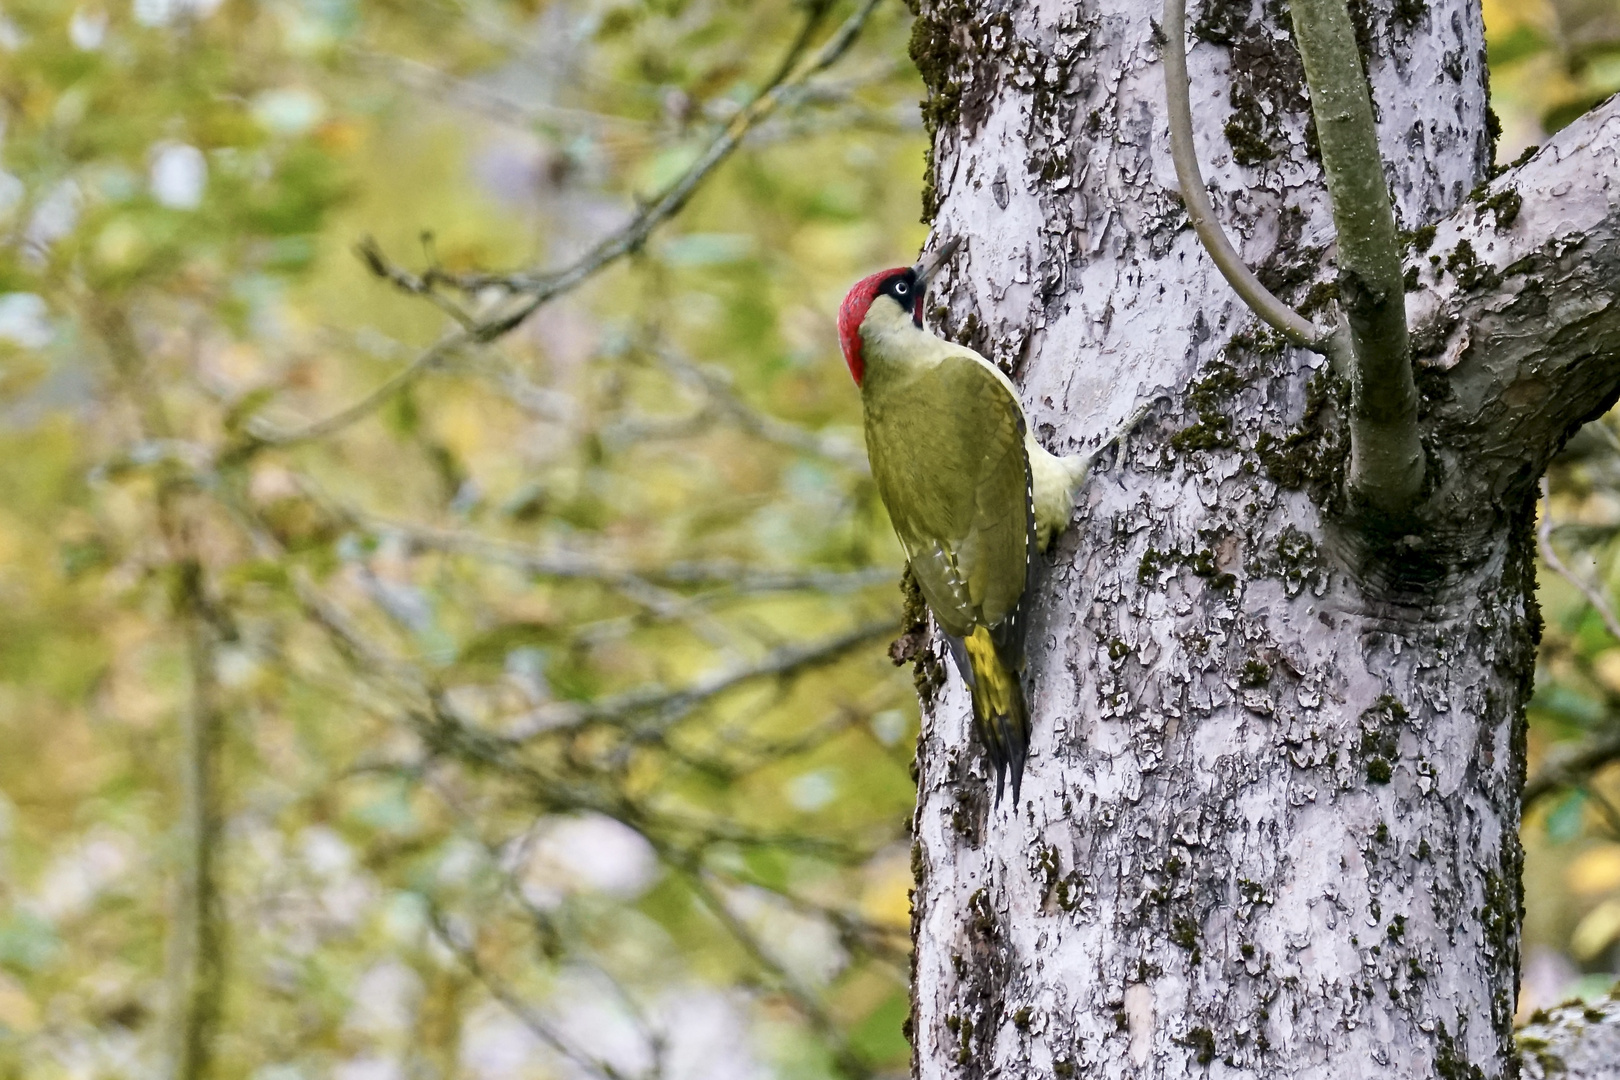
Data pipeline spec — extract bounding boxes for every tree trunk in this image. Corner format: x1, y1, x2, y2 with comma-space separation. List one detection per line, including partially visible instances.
906, 0, 1620, 1075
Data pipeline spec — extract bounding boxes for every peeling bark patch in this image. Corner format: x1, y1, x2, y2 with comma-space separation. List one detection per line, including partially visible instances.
1124, 983, 1155, 1066
1196, 0, 1314, 171
1358, 694, 1407, 784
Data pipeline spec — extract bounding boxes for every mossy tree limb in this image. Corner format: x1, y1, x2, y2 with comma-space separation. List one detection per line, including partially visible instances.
1286, 0, 1422, 517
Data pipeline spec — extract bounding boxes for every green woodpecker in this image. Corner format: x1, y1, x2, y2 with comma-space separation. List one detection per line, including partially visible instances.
839, 238, 1107, 805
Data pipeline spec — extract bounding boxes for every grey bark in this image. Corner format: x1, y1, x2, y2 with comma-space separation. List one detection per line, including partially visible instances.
1517, 992, 1620, 1079
906, 0, 1620, 1076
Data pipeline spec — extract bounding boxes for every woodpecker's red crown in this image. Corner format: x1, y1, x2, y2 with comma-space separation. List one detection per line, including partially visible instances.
837, 237, 961, 386
837, 267, 918, 385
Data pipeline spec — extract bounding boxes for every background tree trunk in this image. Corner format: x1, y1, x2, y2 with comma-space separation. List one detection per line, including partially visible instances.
906, 0, 1620, 1075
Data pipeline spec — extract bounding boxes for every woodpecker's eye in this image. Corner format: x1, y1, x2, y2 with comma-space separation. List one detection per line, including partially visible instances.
894, 281, 909, 295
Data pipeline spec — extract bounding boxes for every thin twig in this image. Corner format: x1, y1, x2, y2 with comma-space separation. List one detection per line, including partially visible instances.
1164, 0, 1420, 514
651, 347, 870, 471
426, 906, 635, 1080
503, 619, 896, 741
1538, 477, 1620, 645
354, 236, 478, 329
352, 47, 651, 135
1161, 0, 1322, 350
676, 681, 905, 777
439, 0, 877, 299
246, 332, 463, 446
681, 868, 872, 1080
1585, 782, 1620, 839
377, 518, 891, 595
250, 0, 884, 451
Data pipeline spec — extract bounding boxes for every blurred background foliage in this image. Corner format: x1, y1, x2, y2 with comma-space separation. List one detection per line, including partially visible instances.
1488, 0, 1620, 1020
0, 0, 926, 1075
0, 0, 1615, 1076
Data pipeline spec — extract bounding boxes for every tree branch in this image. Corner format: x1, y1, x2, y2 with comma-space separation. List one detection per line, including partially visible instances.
165, 578, 227, 1080
85, 302, 228, 1080
426, 906, 639, 1080
1285, 0, 1421, 516
1523, 728, 1620, 809
1164, 0, 1422, 517
680, 867, 872, 1080
1423, 102, 1620, 509
1161, 0, 1322, 350
501, 619, 896, 741
244, 0, 884, 450
332, 512, 891, 595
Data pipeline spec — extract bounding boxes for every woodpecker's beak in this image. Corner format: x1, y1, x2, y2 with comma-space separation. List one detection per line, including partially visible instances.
912, 235, 962, 293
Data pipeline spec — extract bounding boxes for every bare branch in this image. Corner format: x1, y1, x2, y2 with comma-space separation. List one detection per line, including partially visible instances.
1161, 0, 1322, 350
163, 570, 228, 1080
374, 518, 892, 595
676, 680, 908, 778
650, 347, 870, 471
1588, 782, 1620, 840
245, 332, 464, 447
707, 861, 911, 969
351, 47, 651, 135
681, 869, 872, 1080
85, 302, 228, 1080
426, 906, 638, 1080
502, 619, 897, 741
355, 235, 478, 329
1426, 102, 1620, 512
430, 0, 878, 300
1538, 477, 1620, 643
242, 0, 885, 451
1524, 728, 1620, 808
1164, 0, 1421, 516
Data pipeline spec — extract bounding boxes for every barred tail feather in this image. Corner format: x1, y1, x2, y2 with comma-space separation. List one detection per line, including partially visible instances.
958, 626, 1030, 805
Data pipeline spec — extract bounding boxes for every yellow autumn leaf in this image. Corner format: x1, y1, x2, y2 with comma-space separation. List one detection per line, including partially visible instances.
0, 975, 39, 1033
860, 849, 914, 930
1568, 845, 1620, 896
1571, 898, 1620, 960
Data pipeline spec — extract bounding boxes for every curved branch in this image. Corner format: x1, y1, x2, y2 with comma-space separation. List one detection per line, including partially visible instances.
502, 619, 897, 741
1538, 477, 1620, 644
680, 867, 872, 1080
1161, 0, 1321, 349
425, 907, 632, 1080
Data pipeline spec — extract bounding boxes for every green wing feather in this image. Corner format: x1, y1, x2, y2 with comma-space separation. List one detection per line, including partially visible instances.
863, 351, 1035, 801
864, 354, 1030, 632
